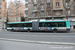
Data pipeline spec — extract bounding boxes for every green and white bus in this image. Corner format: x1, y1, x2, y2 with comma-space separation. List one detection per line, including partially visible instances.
7, 20, 70, 32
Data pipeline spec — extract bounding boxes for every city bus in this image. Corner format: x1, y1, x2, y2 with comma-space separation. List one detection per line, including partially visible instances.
7, 20, 70, 33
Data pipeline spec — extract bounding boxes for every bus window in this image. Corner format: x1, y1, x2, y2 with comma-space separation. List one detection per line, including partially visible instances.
50, 22, 58, 27
45, 22, 50, 27
27, 23, 32, 27
39, 23, 45, 27
24, 24, 27, 27
24, 23, 32, 27
16, 24, 23, 27
7, 24, 11, 27
58, 22, 66, 27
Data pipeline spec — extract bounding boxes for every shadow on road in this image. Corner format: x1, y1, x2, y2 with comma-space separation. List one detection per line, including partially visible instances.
10, 31, 67, 33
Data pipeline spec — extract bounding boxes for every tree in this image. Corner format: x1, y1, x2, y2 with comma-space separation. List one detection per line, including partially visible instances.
63, 0, 75, 20
31, 0, 40, 21
8, 0, 25, 22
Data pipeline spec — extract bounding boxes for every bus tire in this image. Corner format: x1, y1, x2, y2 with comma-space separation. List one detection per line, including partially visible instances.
66, 31, 69, 33
27, 29, 30, 32
11, 29, 14, 32
53, 29, 57, 33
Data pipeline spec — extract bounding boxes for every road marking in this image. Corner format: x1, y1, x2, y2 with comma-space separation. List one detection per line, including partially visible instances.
0, 38, 75, 46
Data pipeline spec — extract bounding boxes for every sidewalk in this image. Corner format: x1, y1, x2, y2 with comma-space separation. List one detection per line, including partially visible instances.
0, 29, 7, 32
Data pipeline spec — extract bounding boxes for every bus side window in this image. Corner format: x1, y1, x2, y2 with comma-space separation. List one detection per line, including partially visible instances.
58, 22, 66, 27
39, 23, 45, 27
24, 23, 32, 27
45, 22, 50, 27
24, 24, 27, 27
28, 23, 32, 27
7, 24, 11, 27
51, 22, 58, 27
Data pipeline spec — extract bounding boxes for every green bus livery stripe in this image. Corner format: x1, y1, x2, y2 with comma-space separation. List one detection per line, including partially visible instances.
7, 21, 68, 24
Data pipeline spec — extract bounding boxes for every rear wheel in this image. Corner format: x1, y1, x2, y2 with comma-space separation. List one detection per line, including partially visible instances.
66, 31, 69, 33
11, 29, 14, 32
27, 29, 30, 32
53, 29, 57, 33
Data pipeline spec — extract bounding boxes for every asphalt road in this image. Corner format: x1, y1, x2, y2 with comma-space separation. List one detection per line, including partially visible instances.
0, 31, 75, 43
0, 40, 75, 50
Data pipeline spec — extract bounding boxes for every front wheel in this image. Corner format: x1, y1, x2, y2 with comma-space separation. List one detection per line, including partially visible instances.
27, 29, 30, 32
53, 29, 57, 33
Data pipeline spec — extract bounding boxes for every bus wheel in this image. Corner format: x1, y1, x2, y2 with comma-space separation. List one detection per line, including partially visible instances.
66, 31, 69, 33
27, 29, 30, 32
53, 29, 57, 33
11, 29, 14, 32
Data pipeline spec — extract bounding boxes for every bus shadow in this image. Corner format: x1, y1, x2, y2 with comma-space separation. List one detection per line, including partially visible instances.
16, 31, 67, 33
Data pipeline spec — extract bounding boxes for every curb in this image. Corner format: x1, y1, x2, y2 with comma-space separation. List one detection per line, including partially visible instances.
0, 38, 75, 46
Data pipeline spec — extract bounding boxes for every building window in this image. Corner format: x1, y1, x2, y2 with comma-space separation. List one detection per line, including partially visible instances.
0, 5, 1, 8
47, 0, 50, 2
32, 13, 35, 17
0, 0, 1, 3
41, 5, 44, 9
56, 2, 60, 7
25, 0, 28, 2
25, 13, 28, 17
48, 11, 50, 16
41, 0, 44, 3
25, 5, 28, 8
47, 3, 50, 7
68, 10, 70, 15
34, 6, 37, 10
34, 0, 37, 2
67, 3, 70, 8
41, 12, 44, 16
74, 5, 75, 9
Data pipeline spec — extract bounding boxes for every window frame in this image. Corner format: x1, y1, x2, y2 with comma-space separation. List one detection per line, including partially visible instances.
56, 2, 60, 7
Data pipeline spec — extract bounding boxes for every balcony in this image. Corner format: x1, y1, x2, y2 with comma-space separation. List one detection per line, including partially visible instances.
53, 8, 63, 11
41, 15, 45, 17
25, 2, 28, 4
46, 0, 50, 3
46, 7, 51, 10
33, 9, 38, 12
25, 15, 28, 17
46, 13, 51, 17
47, 15, 51, 17
66, 7, 70, 10
41, 8, 44, 11
41, 1, 44, 4
34, 2, 37, 5
25, 8, 28, 11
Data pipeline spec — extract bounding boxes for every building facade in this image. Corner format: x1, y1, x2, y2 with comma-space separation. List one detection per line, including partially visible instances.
0, 0, 7, 29
25, 0, 75, 29
25, 0, 53, 21
0, 0, 2, 28
8, 1, 25, 22
53, 0, 64, 17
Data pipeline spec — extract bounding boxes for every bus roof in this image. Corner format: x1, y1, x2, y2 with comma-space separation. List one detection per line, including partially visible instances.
7, 20, 69, 24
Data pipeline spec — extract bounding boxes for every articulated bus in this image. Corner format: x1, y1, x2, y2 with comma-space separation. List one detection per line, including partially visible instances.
7, 20, 70, 33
